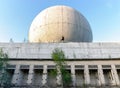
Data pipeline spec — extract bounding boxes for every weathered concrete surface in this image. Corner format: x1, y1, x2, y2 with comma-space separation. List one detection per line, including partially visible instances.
29, 5, 93, 43
0, 42, 120, 59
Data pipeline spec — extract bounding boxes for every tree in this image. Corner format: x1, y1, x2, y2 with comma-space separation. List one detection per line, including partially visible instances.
51, 48, 71, 87
0, 48, 10, 87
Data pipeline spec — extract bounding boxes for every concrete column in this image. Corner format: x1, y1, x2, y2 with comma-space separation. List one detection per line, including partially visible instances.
56, 72, 62, 86
27, 65, 34, 85
42, 65, 47, 85
111, 64, 120, 86
84, 65, 90, 85
56, 67, 62, 86
12, 65, 21, 85
71, 65, 76, 87
98, 65, 105, 86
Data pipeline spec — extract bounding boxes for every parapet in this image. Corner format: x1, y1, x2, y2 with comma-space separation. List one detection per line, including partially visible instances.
0, 42, 120, 59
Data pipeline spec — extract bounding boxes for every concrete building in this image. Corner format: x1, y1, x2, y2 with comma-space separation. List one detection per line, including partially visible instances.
1, 5, 120, 88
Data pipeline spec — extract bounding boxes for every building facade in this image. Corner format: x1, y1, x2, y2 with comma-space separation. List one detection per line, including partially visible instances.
1, 43, 120, 87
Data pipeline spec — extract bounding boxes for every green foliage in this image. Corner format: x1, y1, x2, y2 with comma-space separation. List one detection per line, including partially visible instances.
50, 69, 57, 76
0, 49, 8, 70
0, 48, 9, 87
61, 68, 71, 86
51, 48, 72, 87
52, 48, 66, 66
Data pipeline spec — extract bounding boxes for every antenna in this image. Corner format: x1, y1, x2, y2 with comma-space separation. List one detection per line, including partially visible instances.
10, 38, 13, 43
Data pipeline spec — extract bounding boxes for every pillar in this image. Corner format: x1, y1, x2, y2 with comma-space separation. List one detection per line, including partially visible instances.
111, 64, 120, 86
42, 65, 47, 86
12, 65, 21, 85
56, 67, 62, 86
27, 65, 34, 85
84, 65, 90, 85
98, 65, 105, 86
71, 65, 76, 87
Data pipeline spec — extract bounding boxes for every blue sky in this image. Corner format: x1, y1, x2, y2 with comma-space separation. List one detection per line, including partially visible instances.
0, 0, 120, 42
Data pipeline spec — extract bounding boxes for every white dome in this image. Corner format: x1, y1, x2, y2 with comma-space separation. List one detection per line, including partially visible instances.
29, 5, 93, 43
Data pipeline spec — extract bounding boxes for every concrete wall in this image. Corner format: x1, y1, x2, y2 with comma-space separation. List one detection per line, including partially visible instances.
0, 42, 120, 59
2, 42, 120, 87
